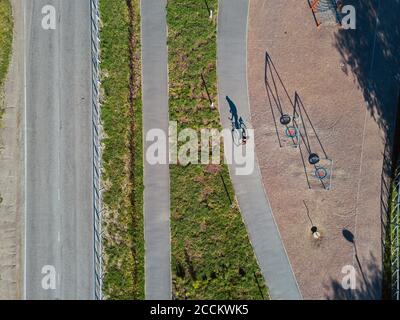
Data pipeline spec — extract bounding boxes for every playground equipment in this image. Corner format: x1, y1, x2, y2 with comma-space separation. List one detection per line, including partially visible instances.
292, 92, 333, 190
264, 52, 333, 191
307, 0, 342, 27
265, 53, 300, 148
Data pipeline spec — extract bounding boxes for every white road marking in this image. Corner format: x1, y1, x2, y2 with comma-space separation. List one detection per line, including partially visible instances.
23, 0, 27, 301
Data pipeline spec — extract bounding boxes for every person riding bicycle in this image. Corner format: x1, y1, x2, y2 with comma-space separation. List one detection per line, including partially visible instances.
242, 131, 247, 144
239, 117, 247, 145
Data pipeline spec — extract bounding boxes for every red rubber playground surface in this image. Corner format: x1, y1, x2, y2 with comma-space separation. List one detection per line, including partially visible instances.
247, 0, 399, 299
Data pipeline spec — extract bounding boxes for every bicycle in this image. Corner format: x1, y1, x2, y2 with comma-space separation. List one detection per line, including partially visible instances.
230, 116, 248, 146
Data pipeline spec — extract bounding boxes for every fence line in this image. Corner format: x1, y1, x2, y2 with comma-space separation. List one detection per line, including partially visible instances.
392, 161, 400, 300
390, 157, 400, 301
90, 0, 103, 300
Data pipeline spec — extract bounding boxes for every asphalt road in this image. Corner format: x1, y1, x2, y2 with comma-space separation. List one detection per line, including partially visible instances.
217, 0, 302, 300
141, 0, 171, 300
24, 0, 94, 299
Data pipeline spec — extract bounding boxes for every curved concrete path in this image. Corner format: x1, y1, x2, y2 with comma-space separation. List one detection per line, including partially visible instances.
141, 0, 171, 300
217, 0, 302, 300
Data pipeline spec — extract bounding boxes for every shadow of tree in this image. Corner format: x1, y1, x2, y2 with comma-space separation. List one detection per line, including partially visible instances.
334, 1, 400, 299
325, 252, 382, 300
334, 0, 400, 140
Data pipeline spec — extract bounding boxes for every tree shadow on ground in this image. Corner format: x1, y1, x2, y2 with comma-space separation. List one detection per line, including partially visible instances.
325, 251, 382, 300
334, 1, 400, 298
334, 0, 400, 147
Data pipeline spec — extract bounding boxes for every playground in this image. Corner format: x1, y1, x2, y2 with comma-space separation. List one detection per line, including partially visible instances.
247, 0, 399, 299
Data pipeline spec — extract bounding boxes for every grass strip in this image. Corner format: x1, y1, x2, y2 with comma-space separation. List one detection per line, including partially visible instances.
0, 0, 12, 88
99, 0, 144, 299
167, 0, 269, 299
0, 0, 13, 121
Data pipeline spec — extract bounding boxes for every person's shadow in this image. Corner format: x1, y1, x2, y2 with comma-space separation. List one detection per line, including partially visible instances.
226, 96, 240, 129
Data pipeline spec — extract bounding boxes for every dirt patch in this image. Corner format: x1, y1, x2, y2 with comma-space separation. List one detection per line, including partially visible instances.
0, 0, 22, 300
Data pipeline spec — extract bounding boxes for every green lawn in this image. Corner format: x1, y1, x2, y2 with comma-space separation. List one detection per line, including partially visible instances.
167, 0, 269, 299
99, 0, 144, 299
0, 0, 13, 121
0, 0, 12, 88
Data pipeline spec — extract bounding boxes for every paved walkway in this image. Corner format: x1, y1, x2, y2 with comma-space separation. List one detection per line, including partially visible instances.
217, 0, 302, 300
141, 0, 171, 300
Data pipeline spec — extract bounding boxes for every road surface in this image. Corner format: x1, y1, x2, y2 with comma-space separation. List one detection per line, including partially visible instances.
141, 0, 171, 300
24, 0, 94, 299
217, 0, 302, 300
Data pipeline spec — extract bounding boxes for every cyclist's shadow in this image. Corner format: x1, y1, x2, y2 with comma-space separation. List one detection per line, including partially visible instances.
226, 96, 248, 146
226, 96, 240, 129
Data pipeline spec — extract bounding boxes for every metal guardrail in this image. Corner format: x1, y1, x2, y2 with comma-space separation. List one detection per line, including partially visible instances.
90, 0, 103, 300
392, 163, 400, 300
